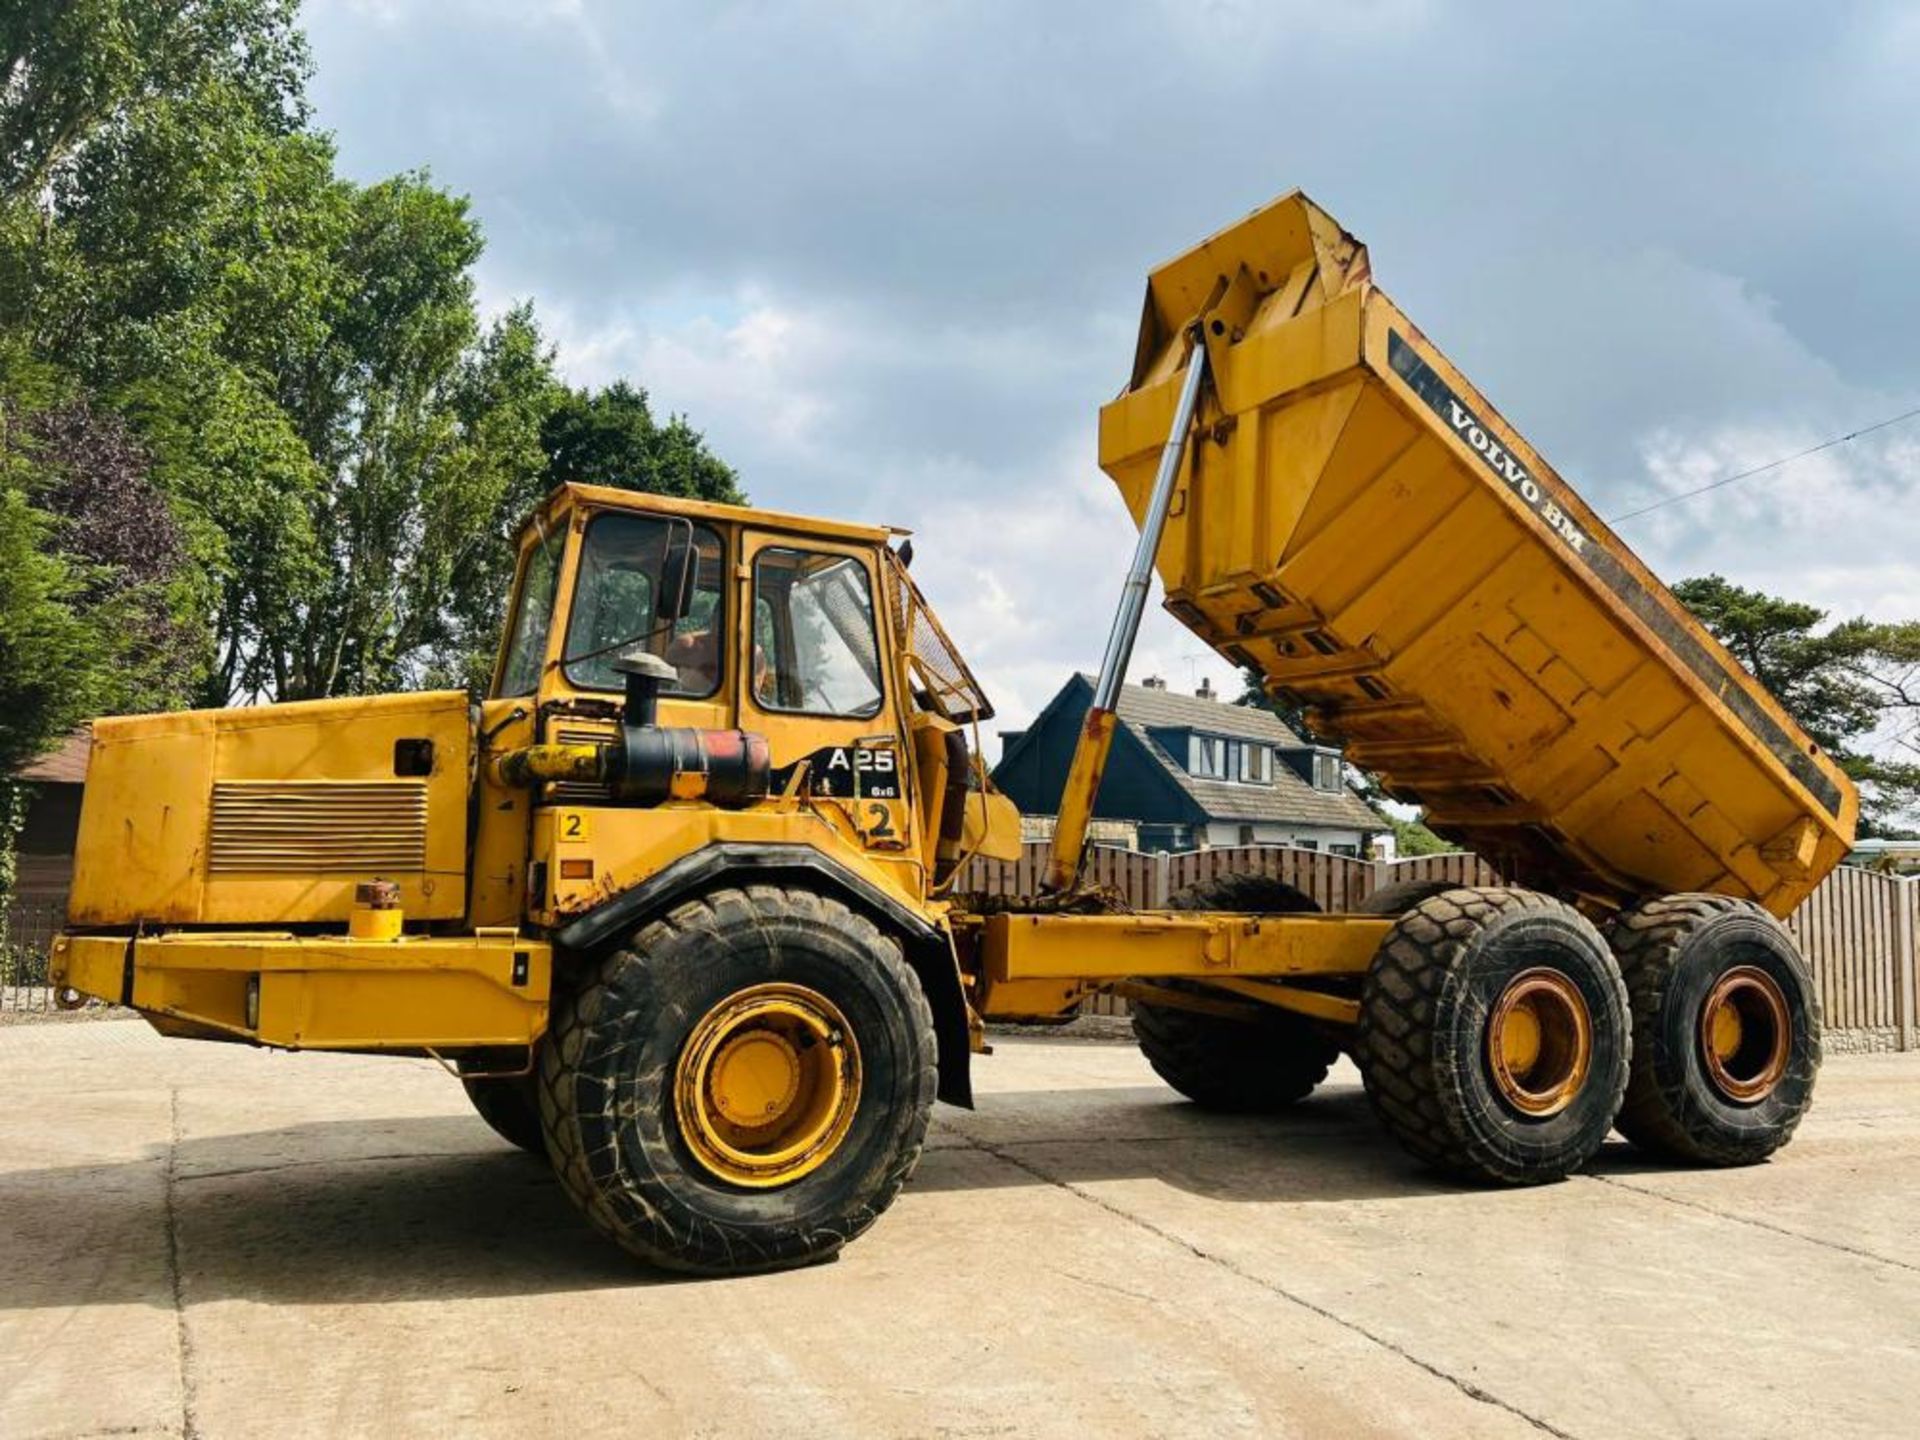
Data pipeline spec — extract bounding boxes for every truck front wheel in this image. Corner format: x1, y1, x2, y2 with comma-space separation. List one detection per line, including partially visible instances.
1609, 894, 1820, 1165
1357, 887, 1630, 1185
538, 885, 937, 1275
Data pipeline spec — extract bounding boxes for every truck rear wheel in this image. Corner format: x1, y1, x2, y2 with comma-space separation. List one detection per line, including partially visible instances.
538, 885, 936, 1275
1357, 887, 1629, 1185
458, 1054, 545, 1155
1610, 894, 1820, 1165
1131, 874, 1341, 1112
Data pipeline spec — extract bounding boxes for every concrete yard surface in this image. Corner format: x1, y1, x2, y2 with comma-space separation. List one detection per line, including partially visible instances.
3, 1022, 1916, 1439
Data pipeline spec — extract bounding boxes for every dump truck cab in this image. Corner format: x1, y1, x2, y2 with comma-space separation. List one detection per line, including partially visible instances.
476, 482, 1017, 942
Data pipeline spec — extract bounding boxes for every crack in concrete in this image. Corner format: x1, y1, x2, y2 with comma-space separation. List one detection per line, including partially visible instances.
955, 1133, 1578, 1440
162, 1090, 200, 1440
1587, 1173, 1920, 1276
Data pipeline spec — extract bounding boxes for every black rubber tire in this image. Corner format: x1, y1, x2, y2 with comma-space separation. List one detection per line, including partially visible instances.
458, 1054, 546, 1156
1610, 894, 1821, 1165
538, 884, 936, 1276
1357, 887, 1630, 1185
1129, 874, 1342, 1112
1355, 879, 1460, 916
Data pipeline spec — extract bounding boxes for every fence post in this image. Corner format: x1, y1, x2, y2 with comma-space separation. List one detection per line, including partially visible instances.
1899, 877, 1917, 1054
1150, 850, 1171, 908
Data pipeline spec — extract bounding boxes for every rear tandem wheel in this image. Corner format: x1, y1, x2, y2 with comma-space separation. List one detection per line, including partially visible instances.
1357, 887, 1631, 1185
1129, 873, 1344, 1112
1609, 893, 1821, 1166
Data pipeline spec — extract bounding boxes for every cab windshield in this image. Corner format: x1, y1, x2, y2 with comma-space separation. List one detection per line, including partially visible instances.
561, 513, 727, 697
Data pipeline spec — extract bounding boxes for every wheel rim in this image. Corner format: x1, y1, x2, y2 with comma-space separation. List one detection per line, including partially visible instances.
1698, 966, 1791, 1104
1486, 968, 1593, 1118
673, 983, 862, 1188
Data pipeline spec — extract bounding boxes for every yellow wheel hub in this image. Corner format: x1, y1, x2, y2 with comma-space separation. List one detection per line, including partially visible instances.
1699, 966, 1791, 1103
674, 983, 862, 1188
1487, 968, 1593, 1118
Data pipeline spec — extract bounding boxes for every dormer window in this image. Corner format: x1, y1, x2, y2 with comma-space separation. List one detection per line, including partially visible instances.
1314, 752, 1342, 791
1187, 734, 1274, 784
1189, 735, 1226, 778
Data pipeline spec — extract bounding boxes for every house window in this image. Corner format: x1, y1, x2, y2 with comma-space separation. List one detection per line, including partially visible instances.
1238, 824, 1256, 846
1235, 744, 1271, 784
1188, 734, 1227, 778
1314, 753, 1342, 791
1331, 843, 1359, 858
1189, 735, 1273, 785
1295, 838, 1319, 852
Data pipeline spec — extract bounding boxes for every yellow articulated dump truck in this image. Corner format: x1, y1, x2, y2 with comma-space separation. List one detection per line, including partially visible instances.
52, 191, 1854, 1275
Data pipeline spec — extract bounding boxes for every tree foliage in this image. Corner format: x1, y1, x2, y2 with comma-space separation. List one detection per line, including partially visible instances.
1675, 575, 1920, 836
542, 381, 743, 504
0, 0, 740, 780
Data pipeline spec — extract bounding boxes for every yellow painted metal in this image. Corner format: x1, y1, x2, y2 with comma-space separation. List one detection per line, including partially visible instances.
68, 690, 472, 926
1485, 968, 1593, 1117
975, 911, 1392, 984
530, 801, 931, 928
1198, 976, 1362, 1028
49, 934, 126, 1005
1044, 707, 1119, 892
468, 697, 537, 928
960, 786, 1024, 864
1101, 191, 1856, 916
489, 742, 610, 788
58, 931, 548, 1050
672, 982, 863, 1188
347, 904, 403, 942
1698, 965, 1791, 1102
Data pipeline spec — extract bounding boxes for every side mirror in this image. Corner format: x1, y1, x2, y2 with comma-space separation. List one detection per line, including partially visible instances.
657, 520, 698, 626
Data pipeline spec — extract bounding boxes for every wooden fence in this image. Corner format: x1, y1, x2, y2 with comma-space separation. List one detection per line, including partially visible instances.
4, 845, 1912, 1047
959, 843, 1917, 1050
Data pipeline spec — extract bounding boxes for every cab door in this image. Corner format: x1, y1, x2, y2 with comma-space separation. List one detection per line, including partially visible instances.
739, 532, 915, 860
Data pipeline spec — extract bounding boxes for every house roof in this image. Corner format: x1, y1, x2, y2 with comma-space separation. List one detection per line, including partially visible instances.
1038, 675, 1384, 833
1103, 674, 1305, 745
15, 731, 90, 784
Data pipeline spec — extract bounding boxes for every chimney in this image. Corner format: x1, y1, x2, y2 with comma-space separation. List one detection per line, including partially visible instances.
1196, 677, 1217, 701
1141, 675, 1167, 690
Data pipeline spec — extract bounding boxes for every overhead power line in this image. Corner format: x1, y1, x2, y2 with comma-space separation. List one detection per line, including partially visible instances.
1608, 402, 1920, 526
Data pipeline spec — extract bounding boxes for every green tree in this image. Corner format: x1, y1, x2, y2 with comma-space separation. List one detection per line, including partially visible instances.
0, 343, 195, 772
542, 381, 743, 503
0, 0, 309, 202
1, 0, 739, 720
1675, 575, 1919, 836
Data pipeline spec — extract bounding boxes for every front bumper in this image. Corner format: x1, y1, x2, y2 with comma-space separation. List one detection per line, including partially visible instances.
50, 930, 551, 1051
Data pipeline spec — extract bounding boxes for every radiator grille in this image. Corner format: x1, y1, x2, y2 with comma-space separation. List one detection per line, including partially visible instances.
209, 780, 429, 874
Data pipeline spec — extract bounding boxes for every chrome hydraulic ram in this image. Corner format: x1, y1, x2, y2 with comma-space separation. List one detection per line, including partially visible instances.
1043, 333, 1208, 892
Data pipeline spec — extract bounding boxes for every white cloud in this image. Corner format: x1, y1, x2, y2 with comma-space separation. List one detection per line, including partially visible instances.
303, 0, 1920, 752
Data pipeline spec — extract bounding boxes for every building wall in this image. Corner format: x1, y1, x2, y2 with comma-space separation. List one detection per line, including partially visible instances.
1201, 821, 1368, 856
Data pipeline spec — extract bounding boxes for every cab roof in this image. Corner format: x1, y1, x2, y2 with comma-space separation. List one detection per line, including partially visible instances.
520, 482, 907, 547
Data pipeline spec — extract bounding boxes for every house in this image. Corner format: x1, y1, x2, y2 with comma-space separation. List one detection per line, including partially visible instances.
7, 730, 89, 910
993, 673, 1384, 856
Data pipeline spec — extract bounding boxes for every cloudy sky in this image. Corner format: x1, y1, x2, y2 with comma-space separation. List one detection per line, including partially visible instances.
306, 0, 1920, 739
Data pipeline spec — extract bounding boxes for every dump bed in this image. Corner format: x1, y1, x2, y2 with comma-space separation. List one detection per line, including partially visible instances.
1098, 192, 1855, 915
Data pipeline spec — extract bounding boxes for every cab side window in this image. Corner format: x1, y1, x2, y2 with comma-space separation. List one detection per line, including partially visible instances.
495, 527, 564, 697
752, 548, 883, 719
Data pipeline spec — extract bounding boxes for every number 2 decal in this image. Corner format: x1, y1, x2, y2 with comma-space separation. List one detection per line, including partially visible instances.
560, 813, 588, 841
864, 802, 895, 838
